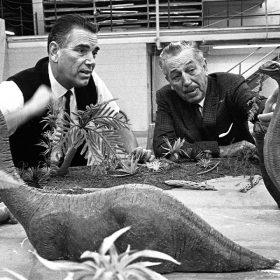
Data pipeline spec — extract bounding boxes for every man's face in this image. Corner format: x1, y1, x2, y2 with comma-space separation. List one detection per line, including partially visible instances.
164, 49, 208, 104
54, 27, 99, 89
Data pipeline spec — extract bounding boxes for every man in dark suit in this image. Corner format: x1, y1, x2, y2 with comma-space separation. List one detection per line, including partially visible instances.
153, 41, 267, 159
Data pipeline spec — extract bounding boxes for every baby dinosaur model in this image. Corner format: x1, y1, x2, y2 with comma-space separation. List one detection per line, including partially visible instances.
255, 60, 280, 207
0, 111, 277, 273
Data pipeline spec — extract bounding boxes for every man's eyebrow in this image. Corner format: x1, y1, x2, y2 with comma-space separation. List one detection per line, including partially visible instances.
74, 45, 99, 52
170, 69, 180, 75
74, 44, 90, 49
170, 61, 192, 73
184, 60, 195, 66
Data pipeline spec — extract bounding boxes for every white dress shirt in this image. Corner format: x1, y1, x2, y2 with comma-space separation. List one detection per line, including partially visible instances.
198, 98, 205, 115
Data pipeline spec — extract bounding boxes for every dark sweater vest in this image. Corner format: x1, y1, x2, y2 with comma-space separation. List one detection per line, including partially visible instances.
8, 57, 98, 168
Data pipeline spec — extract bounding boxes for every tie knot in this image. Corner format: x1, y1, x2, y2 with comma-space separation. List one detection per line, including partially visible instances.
194, 103, 202, 114
65, 90, 72, 100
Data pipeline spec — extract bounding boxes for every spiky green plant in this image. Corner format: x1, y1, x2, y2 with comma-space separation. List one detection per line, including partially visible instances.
196, 158, 214, 169
40, 100, 129, 176
41, 103, 61, 131
146, 159, 163, 172
162, 137, 186, 162
113, 157, 140, 177
183, 147, 204, 162
17, 165, 49, 189
37, 131, 60, 168
3, 227, 180, 280
0, 269, 28, 280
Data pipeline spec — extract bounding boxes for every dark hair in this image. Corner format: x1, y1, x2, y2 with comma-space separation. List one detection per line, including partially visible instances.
47, 14, 98, 53
159, 41, 205, 76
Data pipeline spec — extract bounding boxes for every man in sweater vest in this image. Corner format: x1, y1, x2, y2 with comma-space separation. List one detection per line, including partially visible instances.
0, 14, 140, 169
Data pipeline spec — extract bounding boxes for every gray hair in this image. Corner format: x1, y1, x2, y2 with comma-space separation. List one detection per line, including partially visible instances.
159, 41, 205, 76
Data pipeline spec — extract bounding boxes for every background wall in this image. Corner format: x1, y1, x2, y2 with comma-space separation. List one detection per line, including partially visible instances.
95, 43, 150, 134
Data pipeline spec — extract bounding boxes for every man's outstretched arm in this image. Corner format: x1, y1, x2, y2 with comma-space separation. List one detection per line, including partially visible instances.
3, 85, 53, 135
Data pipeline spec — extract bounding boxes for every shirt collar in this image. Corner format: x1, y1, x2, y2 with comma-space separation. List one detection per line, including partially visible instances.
198, 97, 205, 108
48, 63, 74, 98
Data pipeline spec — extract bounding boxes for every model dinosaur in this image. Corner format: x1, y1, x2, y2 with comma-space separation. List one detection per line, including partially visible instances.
254, 60, 280, 207
0, 111, 277, 273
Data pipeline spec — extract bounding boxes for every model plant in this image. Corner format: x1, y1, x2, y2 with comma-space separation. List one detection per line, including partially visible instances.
40, 99, 129, 176
162, 137, 204, 162
2, 227, 180, 280
247, 73, 266, 122
161, 137, 186, 162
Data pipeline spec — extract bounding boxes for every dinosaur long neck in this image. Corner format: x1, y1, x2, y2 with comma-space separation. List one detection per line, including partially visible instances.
0, 111, 48, 230
263, 79, 280, 188
1, 185, 47, 230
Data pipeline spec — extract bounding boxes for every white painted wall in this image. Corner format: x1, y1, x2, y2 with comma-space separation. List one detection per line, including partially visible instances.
95, 43, 150, 133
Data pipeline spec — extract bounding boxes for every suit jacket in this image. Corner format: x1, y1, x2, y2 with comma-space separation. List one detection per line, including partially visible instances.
8, 57, 98, 167
153, 72, 266, 158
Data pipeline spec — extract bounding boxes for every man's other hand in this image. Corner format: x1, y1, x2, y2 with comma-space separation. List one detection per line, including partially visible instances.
219, 140, 256, 158
6, 85, 53, 135
258, 89, 278, 129
28, 85, 53, 116
130, 147, 155, 163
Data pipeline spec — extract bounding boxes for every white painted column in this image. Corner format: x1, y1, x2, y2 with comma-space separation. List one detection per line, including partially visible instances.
32, 0, 45, 35
0, 18, 6, 82
155, 0, 161, 50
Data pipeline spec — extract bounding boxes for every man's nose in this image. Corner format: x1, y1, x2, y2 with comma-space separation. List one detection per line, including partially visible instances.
85, 52, 95, 66
181, 72, 191, 86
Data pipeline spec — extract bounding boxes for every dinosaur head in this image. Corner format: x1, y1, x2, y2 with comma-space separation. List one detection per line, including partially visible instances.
259, 61, 280, 81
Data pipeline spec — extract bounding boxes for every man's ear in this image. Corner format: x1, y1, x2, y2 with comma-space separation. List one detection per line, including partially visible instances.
203, 58, 208, 74
49, 41, 60, 63
164, 75, 174, 89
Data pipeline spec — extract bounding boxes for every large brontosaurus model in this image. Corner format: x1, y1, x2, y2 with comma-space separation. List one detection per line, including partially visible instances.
0, 111, 277, 273
254, 61, 280, 207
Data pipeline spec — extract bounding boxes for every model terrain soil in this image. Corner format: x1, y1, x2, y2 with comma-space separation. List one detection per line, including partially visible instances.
42, 158, 261, 193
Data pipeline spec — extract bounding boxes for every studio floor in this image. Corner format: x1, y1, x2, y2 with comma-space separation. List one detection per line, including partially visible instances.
1, 176, 280, 280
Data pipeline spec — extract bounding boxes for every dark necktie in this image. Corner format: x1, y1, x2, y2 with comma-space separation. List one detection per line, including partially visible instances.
64, 90, 72, 117
193, 104, 203, 128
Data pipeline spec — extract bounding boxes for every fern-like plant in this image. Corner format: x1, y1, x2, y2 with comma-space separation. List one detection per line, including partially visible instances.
40, 100, 129, 176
